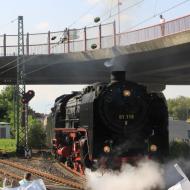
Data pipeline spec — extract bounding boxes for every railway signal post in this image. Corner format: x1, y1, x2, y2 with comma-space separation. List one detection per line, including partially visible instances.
21, 90, 35, 158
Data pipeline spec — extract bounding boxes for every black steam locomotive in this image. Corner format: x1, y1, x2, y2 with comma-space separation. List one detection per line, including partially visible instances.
50, 71, 169, 173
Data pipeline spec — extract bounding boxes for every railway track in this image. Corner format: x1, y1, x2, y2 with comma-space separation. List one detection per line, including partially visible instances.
29, 149, 86, 183
55, 162, 86, 182
0, 167, 22, 181
0, 168, 77, 190
0, 159, 85, 190
31, 149, 86, 182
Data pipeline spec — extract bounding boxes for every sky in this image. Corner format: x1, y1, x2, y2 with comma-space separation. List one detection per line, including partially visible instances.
0, 0, 190, 113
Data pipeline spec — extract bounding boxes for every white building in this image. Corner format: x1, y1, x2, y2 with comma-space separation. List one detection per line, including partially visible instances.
0, 122, 10, 138
169, 120, 190, 143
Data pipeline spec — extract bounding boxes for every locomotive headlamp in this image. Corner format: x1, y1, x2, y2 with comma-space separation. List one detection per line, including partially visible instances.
123, 90, 131, 97
150, 144, 157, 152
103, 146, 111, 153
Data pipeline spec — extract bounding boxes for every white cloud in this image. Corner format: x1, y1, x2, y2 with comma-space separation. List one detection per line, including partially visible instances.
80, 14, 95, 24
26, 85, 86, 113
36, 21, 49, 31
86, 0, 119, 6
85, 0, 100, 5
120, 14, 133, 22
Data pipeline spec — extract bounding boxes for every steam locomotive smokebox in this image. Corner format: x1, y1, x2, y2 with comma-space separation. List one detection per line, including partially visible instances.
111, 71, 126, 82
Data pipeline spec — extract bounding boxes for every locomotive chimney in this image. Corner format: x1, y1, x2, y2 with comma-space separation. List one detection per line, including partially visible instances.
111, 71, 126, 82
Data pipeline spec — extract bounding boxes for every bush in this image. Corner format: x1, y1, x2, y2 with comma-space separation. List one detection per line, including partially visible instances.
169, 141, 190, 158
28, 121, 46, 149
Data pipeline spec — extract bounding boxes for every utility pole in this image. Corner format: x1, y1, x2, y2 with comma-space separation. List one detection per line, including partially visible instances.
117, 0, 122, 45
118, 0, 121, 34
15, 16, 26, 153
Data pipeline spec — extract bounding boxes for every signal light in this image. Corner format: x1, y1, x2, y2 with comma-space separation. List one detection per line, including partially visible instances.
21, 90, 35, 104
150, 144, 157, 152
103, 146, 111, 153
123, 90, 131, 97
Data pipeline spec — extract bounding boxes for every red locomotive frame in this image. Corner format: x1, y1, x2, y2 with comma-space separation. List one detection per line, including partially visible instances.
52, 128, 88, 174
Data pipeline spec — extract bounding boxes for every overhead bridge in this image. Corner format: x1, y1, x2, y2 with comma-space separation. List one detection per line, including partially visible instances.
0, 14, 190, 85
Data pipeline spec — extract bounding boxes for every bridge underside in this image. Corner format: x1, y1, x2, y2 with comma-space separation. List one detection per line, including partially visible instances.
0, 30, 190, 86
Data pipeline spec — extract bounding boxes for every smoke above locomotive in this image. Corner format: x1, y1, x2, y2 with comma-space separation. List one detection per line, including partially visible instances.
49, 69, 169, 173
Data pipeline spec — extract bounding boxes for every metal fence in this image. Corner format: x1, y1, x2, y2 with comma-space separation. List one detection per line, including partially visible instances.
117, 14, 190, 46
0, 14, 190, 56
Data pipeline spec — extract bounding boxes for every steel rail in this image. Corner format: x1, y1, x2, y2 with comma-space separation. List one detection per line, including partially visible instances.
0, 168, 22, 181
0, 159, 85, 190
0, 168, 58, 189
57, 162, 86, 180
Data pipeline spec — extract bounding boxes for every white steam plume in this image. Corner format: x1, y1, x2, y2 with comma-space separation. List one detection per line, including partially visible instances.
85, 159, 165, 190
104, 56, 128, 71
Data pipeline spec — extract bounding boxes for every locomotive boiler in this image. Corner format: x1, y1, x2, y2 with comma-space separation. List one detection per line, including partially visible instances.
50, 71, 169, 173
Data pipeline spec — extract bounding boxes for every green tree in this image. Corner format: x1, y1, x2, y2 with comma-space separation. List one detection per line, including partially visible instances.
170, 141, 190, 158
167, 96, 190, 120
28, 115, 46, 148
0, 86, 15, 138
0, 86, 14, 122
0, 85, 45, 144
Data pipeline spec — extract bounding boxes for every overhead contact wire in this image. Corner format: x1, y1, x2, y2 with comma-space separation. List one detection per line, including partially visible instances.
126, 0, 190, 31
101, 0, 145, 23
0, 17, 17, 31
1, 0, 190, 76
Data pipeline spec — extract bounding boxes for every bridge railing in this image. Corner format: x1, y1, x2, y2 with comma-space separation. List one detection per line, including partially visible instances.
117, 14, 190, 46
0, 14, 190, 56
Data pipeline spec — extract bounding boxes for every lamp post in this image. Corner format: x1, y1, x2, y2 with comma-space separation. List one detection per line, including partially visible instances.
118, 0, 121, 34
117, 0, 122, 45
